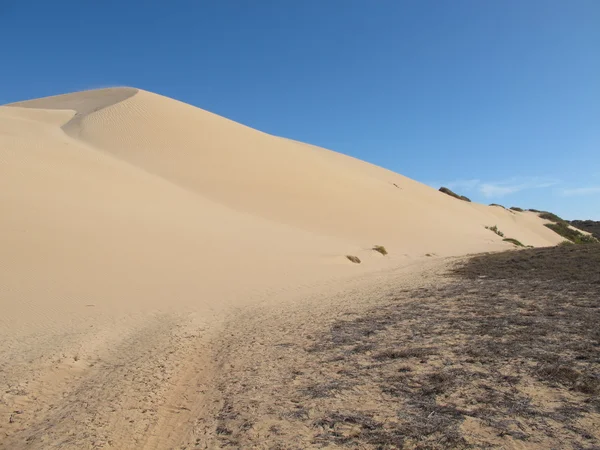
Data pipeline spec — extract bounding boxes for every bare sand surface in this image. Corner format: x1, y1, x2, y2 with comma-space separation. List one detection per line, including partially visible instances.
0, 88, 570, 448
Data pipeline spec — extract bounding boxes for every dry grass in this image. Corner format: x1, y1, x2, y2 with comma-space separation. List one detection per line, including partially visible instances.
372, 245, 388, 256
502, 237, 524, 247
346, 255, 361, 264
439, 187, 471, 202
485, 225, 505, 237
303, 245, 600, 448
211, 245, 600, 449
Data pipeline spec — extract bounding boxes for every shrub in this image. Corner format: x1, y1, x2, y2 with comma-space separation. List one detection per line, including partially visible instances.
372, 245, 388, 256
489, 203, 505, 209
528, 208, 542, 213
544, 223, 598, 245
510, 207, 524, 212
346, 255, 361, 264
539, 211, 564, 223
569, 220, 600, 240
503, 238, 524, 247
439, 187, 471, 202
485, 225, 505, 237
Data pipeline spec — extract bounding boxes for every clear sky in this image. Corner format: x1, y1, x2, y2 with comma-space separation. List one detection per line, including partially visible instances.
1, 1, 598, 219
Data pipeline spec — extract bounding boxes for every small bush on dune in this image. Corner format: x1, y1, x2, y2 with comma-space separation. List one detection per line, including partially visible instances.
510, 207, 524, 212
439, 187, 471, 202
372, 245, 388, 256
528, 208, 542, 213
539, 211, 564, 223
346, 255, 361, 264
569, 220, 600, 240
489, 203, 505, 209
503, 238, 524, 247
559, 240, 574, 246
485, 225, 505, 238
544, 223, 597, 245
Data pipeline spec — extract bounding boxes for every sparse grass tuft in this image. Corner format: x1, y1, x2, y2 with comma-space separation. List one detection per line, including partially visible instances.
503, 238, 524, 247
439, 187, 471, 202
510, 206, 524, 212
346, 255, 361, 264
485, 225, 505, 237
372, 245, 388, 256
489, 203, 505, 208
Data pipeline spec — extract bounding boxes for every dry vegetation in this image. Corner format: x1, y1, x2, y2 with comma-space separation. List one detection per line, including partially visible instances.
212, 245, 599, 449
346, 255, 361, 264
502, 237, 524, 247
372, 245, 388, 256
570, 220, 600, 240
439, 187, 471, 202
485, 225, 504, 237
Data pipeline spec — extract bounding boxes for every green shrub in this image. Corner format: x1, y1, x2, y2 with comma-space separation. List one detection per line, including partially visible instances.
485, 225, 505, 237
528, 208, 542, 213
539, 211, 564, 223
544, 222, 598, 245
503, 238, 524, 247
439, 187, 471, 202
372, 245, 388, 256
558, 240, 574, 246
510, 207, 524, 212
569, 220, 600, 240
346, 255, 361, 264
489, 203, 506, 208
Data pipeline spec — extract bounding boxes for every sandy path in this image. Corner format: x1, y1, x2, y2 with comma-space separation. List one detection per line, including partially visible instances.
0, 258, 440, 449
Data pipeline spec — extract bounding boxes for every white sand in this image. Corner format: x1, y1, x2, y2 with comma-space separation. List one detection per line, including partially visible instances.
0, 88, 565, 448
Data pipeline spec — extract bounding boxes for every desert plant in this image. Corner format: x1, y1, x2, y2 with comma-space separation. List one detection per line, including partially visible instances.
528, 208, 542, 213
539, 211, 564, 223
510, 207, 524, 212
545, 222, 598, 245
485, 225, 505, 237
346, 255, 361, 264
489, 203, 505, 208
503, 238, 524, 247
439, 187, 471, 202
569, 220, 600, 240
372, 245, 388, 255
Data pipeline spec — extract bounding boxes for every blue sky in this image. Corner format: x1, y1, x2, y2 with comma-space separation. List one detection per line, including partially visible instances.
1, 1, 598, 219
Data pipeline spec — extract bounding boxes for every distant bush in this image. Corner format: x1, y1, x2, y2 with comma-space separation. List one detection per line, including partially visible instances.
528, 208, 542, 213
346, 255, 361, 264
503, 238, 524, 247
539, 211, 564, 223
372, 245, 388, 256
485, 225, 505, 237
439, 187, 471, 202
510, 207, 524, 212
489, 203, 506, 209
544, 222, 597, 245
558, 240, 574, 246
569, 220, 600, 240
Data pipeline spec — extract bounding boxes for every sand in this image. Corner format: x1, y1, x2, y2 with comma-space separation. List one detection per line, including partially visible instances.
0, 88, 567, 448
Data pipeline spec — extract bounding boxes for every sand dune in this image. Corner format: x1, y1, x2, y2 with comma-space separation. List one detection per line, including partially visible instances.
0, 88, 566, 448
